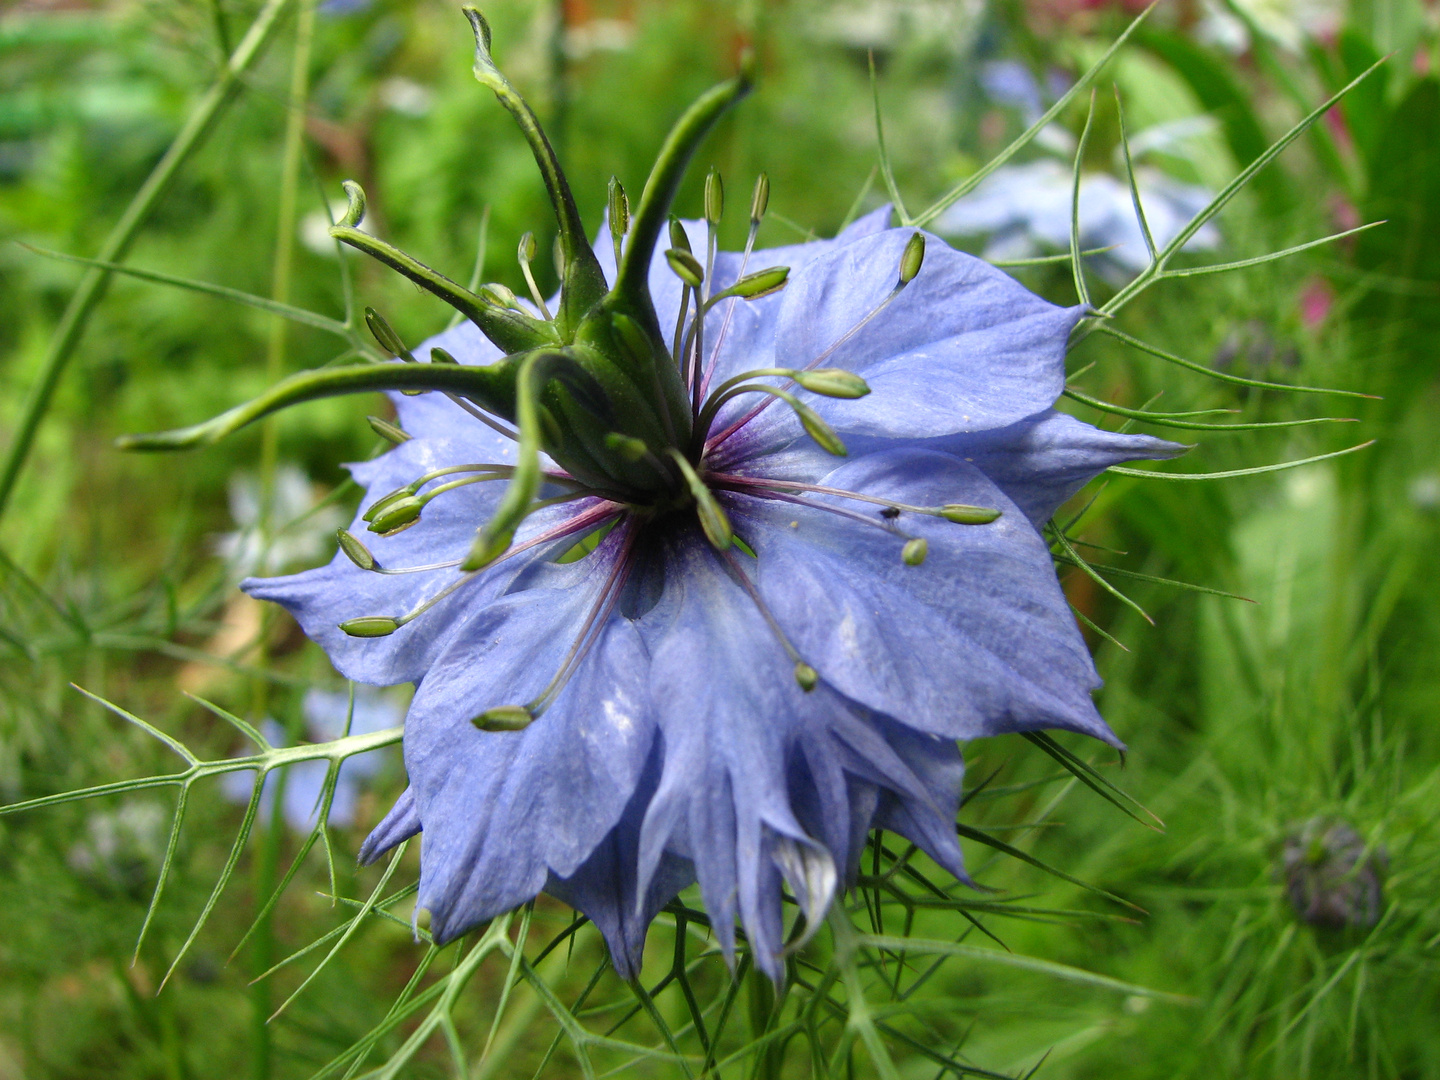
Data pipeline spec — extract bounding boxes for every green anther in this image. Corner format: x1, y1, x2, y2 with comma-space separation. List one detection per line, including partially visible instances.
608, 176, 629, 238
708, 266, 789, 305
792, 399, 846, 456
794, 662, 819, 692
365, 308, 416, 363
430, 347, 458, 365
902, 537, 928, 566
666, 248, 704, 289
464, 526, 515, 571
362, 487, 411, 522
518, 231, 537, 265
668, 216, 692, 254
479, 283, 519, 309
704, 168, 724, 225
899, 231, 926, 284
338, 616, 400, 638
339, 179, 366, 227
337, 528, 378, 571
472, 705, 534, 732
750, 171, 769, 224
367, 415, 410, 444
938, 504, 1001, 525
667, 449, 731, 551
605, 432, 649, 462
367, 494, 423, 534
792, 369, 870, 399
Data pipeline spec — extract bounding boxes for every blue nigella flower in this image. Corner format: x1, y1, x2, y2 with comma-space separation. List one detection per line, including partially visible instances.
126, 10, 1182, 979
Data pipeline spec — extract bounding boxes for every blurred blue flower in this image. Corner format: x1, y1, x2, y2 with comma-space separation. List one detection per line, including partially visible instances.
245, 209, 1181, 977
221, 687, 402, 833
938, 158, 1220, 278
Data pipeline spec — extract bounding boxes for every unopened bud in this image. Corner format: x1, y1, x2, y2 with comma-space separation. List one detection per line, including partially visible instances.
794, 662, 819, 692
704, 168, 724, 225
339, 616, 399, 638
518, 231, 537, 264
337, 529, 378, 571
750, 172, 770, 224
339, 180, 366, 228
367, 495, 423, 534
607, 176, 630, 237
473, 705, 534, 732
479, 283, 519, 309
902, 538, 928, 566
938, 504, 1001, 525
666, 248, 704, 289
605, 433, 649, 462
367, 415, 410, 444
792, 369, 870, 399
899, 232, 926, 285
668, 216, 692, 254
430, 347, 459, 364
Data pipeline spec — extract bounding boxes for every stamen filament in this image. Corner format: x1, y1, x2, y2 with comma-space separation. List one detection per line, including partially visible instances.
718, 485, 919, 541
388, 500, 621, 628
698, 219, 758, 400
716, 546, 819, 692
708, 473, 998, 523
706, 280, 907, 451
526, 520, 638, 715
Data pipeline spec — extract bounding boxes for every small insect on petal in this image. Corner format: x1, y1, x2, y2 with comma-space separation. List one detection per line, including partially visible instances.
792, 369, 870, 399
337, 529, 378, 571
338, 616, 400, 638
938, 504, 1001, 525
902, 537, 928, 565
473, 705, 533, 732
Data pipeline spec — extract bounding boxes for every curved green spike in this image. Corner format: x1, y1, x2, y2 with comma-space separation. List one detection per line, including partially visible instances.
463, 7, 607, 336
614, 67, 753, 308
115, 361, 526, 451
330, 221, 554, 354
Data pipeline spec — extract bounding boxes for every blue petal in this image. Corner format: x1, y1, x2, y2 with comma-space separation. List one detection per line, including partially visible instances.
763, 229, 1081, 439
546, 744, 695, 980
733, 447, 1121, 745
360, 786, 421, 865
928, 409, 1187, 528
634, 527, 969, 976
243, 430, 596, 685
397, 538, 655, 944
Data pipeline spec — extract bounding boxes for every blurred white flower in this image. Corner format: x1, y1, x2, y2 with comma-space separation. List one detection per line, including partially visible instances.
220, 686, 404, 833
215, 465, 345, 580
